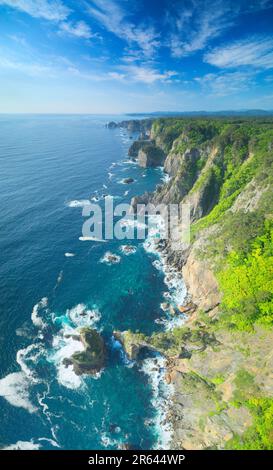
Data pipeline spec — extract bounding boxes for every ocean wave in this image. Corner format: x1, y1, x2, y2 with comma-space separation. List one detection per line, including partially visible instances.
50, 303, 101, 389
66, 199, 91, 208
67, 303, 101, 328
50, 325, 84, 390
140, 355, 173, 450
2, 440, 41, 450
143, 219, 187, 330
0, 371, 37, 413
119, 219, 147, 230
79, 236, 107, 242
31, 297, 48, 329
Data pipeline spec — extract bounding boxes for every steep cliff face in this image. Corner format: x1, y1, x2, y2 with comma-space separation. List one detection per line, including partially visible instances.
128, 117, 273, 449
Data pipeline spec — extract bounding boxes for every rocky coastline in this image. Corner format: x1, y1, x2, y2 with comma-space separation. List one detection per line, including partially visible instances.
117, 117, 273, 450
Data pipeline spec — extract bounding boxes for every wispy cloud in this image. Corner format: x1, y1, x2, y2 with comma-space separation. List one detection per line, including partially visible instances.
59, 21, 95, 39
195, 71, 255, 95
0, 0, 70, 21
120, 65, 177, 84
204, 36, 273, 69
1, 1, 96, 42
0, 56, 57, 77
168, 0, 273, 58
86, 0, 160, 58
169, 1, 232, 58
69, 63, 177, 84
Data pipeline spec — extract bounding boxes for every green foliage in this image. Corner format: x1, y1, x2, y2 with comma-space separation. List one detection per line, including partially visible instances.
210, 375, 225, 385
218, 221, 273, 331
233, 369, 260, 401
226, 398, 273, 450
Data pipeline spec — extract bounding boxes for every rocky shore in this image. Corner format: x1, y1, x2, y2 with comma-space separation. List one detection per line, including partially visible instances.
119, 117, 273, 450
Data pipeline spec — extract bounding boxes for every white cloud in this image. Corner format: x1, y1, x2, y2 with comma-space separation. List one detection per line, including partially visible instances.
86, 0, 160, 58
169, 0, 273, 58
120, 65, 177, 84
195, 71, 255, 95
59, 21, 94, 39
0, 0, 70, 21
204, 37, 273, 70
68, 63, 177, 84
170, 2, 232, 58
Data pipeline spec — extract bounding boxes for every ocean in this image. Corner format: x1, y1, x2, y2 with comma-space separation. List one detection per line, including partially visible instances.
0, 114, 186, 450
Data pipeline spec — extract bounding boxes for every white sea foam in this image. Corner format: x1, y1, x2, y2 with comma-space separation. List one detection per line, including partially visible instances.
67, 303, 101, 328
119, 219, 147, 230
100, 432, 119, 448
100, 251, 121, 264
79, 236, 107, 242
50, 303, 101, 390
3, 440, 41, 450
118, 178, 135, 185
0, 371, 37, 413
65, 252, 75, 257
38, 437, 60, 448
143, 217, 187, 330
16, 343, 41, 379
141, 355, 173, 450
66, 199, 91, 208
50, 325, 84, 390
31, 297, 48, 329
120, 245, 137, 256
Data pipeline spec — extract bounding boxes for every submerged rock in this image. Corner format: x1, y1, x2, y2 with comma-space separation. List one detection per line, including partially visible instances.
120, 245, 137, 255
100, 252, 121, 264
122, 177, 134, 184
63, 327, 106, 376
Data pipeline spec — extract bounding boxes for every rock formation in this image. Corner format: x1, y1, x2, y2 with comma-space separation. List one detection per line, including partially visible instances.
63, 327, 106, 375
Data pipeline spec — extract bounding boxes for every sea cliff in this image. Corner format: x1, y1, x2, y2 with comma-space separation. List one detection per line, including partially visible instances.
125, 117, 273, 450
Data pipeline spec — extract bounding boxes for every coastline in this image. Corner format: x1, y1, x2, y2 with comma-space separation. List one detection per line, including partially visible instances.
123, 116, 273, 451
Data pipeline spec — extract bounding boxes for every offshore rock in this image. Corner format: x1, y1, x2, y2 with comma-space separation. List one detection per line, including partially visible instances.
63, 327, 106, 375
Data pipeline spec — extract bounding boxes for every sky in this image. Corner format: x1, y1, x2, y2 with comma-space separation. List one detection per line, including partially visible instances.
1, 0, 273, 113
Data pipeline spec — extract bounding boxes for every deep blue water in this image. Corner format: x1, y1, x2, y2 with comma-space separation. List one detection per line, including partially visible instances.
0, 115, 177, 450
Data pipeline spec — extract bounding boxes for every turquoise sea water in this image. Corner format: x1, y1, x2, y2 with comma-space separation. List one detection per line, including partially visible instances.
0, 115, 184, 450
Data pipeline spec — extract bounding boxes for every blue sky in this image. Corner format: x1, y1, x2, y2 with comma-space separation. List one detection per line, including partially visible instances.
1, 0, 273, 113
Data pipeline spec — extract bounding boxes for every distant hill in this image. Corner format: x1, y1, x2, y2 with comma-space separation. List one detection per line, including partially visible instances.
126, 109, 273, 117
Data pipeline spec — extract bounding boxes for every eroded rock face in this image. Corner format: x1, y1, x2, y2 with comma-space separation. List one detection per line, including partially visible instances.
182, 253, 220, 312
128, 140, 149, 158
106, 121, 118, 129
113, 331, 156, 361
138, 144, 166, 168
63, 327, 106, 375
168, 325, 273, 449
119, 119, 153, 133
130, 191, 151, 213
